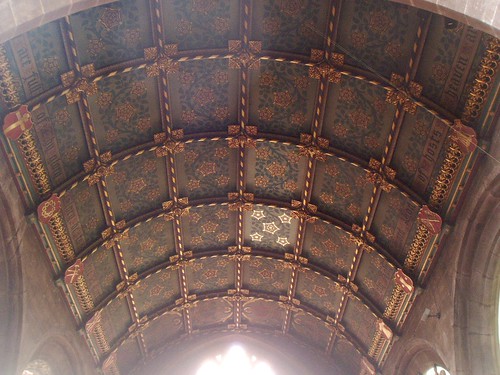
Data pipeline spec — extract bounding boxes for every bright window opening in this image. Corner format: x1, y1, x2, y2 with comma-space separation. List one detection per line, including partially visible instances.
196, 345, 275, 375
424, 365, 451, 375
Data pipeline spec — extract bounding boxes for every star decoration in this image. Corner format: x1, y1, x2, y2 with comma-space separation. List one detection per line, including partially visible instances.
250, 232, 263, 242
262, 222, 279, 234
251, 210, 265, 220
278, 213, 292, 224
276, 237, 290, 247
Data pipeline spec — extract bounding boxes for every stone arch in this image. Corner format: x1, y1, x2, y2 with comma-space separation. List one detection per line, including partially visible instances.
393, 338, 451, 374
0, 158, 24, 375
453, 172, 500, 375
22, 359, 53, 375
21, 335, 86, 375
0, 0, 498, 44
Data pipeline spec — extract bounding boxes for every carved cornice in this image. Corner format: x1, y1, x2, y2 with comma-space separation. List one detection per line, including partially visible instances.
3, 105, 51, 195
404, 205, 442, 273
462, 38, 500, 122
65, 259, 95, 313
429, 120, 477, 210
38, 194, 75, 263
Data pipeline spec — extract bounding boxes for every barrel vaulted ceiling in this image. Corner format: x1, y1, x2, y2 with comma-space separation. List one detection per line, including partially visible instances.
0, 0, 498, 374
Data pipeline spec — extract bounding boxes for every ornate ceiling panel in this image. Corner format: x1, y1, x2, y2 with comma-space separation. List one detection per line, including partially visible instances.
1, 0, 498, 374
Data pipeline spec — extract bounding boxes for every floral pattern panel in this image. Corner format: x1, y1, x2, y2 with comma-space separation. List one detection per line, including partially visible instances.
116, 339, 142, 374
241, 299, 285, 329
134, 268, 181, 317
100, 297, 134, 347
342, 297, 378, 351
106, 152, 169, 221
252, 0, 330, 54
295, 269, 342, 316
302, 220, 357, 277
71, 0, 153, 68
60, 183, 107, 253
321, 75, 395, 162
336, 0, 422, 77
355, 250, 396, 312
31, 98, 90, 187
89, 69, 162, 154
311, 157, 373, 226
242, 257, 291, 296
185, 256, 235, 295
247, 141, 306, 202
244, 206, 297, 254
83, 245, 122, 306
163, 0, 240, 50
332, 338, 363, 375
181, 205, 237, 253
176, 140, 237, 199
143, 311, 184, 352
190, 298, 234, 329
289, 312, 331, 350
120, 217, 177, 275
391, 106, 451, 199
370, 189, 420, 262
3, 20, 69, 102
248, 60, 318, 137
169, 59, 239, 134
416, 18, 463, 108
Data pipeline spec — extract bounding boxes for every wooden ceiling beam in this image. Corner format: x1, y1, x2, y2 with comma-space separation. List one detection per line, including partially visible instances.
100, 292, 373, 370
333, 14, 432, 367
46, 134, 425, 215
60, 15, 150, 363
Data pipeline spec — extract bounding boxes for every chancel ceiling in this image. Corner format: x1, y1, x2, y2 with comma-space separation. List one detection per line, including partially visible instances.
1, 0, 498, 374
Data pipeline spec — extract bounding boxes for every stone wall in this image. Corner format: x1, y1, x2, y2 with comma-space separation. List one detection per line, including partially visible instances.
0, 150, 97, 375
383, 121, 500, 375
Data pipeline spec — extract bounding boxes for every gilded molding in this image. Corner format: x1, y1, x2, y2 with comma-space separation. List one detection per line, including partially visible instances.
386, 73, 422, 114
360, 357, 376, 375
144, 44, 179, 77
429, 120, 477, 209
463, 37, 500, 122
84, 151, 114, 186
290, 200, 318, 223
383, 284, 406, 321
0, 45, 21, 108
404, 206, 442, 273
65, 260, 95, 313
228, 125, 257, 148
17, 130, 51, 195
38, 195, 76, 263
48, 214, 76, 263
297, 133, 329, 161
228, 40, 261, 70
4, 106, 51, 195
162, 197, 190, 220
368, 320, 392, 360
154, 129, 185, 156
228, 192, 254, 211
428, 141, 463, 209
86, 312, 111, 354
61, 64, 97, 104
103, 352, 119, 375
